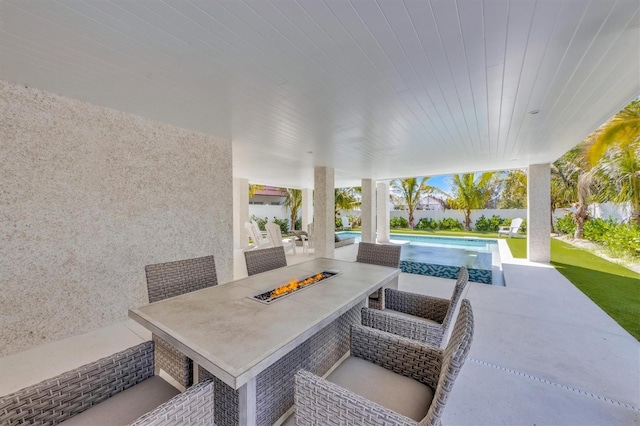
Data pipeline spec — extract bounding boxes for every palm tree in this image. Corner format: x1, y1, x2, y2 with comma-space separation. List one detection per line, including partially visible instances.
335, 187, 358, 219
586, 100, 640, 224
248, 184, 263, 198
283, 188, 302, 231
448, 172, 498, 230
551, 146, 601, 239
587, 99, 640, 165
595, 142, 640, 224
390, 177, 439, 228
499, 169, 527, 209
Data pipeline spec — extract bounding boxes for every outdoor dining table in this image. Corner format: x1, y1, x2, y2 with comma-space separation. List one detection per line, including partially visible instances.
129, 257, 400, 426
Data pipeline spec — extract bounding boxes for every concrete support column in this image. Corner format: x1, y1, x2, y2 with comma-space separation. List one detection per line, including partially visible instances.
233, 177, 250, 249
302, 188, 313, 233
361, 179, 376, 243
527, 164, 551, 263
376, 181, 390, 243
314, 167, 335, 258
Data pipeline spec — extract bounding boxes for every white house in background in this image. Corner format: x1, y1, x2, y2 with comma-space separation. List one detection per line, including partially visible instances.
249, 186, 288, 205
417, 195, 446, 211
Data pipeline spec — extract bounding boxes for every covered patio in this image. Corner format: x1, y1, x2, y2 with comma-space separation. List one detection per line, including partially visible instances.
1, 246, 637, 424
1, 0, 639, 424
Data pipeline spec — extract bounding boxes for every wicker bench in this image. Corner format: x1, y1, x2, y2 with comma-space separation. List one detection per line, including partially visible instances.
0, 341, 215, 426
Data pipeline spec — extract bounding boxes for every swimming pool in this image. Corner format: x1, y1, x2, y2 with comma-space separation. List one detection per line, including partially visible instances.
336, 232, 500, 284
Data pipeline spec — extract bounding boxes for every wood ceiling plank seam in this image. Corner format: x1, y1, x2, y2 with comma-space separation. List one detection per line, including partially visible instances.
505, 0, 564, 161
498, 0, 537, 160
190, 0, 420, 150
403, 0, 471, 149
101, 0, 328, 128
507, 12, 583, 160
482, 0, 509, 158
541, 3, 640, 136
316, 0, 451, 149
254, 0, 440, 145
422, 0, 478, 156
112, 0, 295, 91
535, 47, 639, 155
333, 0, 446, 145
375, 0, 455, 146
0, 47, 151, 112
455, 0, 489, 157
13, 0, 249, 118
526, 0, 606, 143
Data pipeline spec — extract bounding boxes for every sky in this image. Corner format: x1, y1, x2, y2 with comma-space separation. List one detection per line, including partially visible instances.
424, 175, 452, 195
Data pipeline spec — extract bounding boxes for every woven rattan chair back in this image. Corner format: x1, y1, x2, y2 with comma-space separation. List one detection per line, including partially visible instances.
441, 267, 469, 332
145, 255, 218, 303
244, 246, 287, 276
356, 242, 401, 268
425, 299, 474, 425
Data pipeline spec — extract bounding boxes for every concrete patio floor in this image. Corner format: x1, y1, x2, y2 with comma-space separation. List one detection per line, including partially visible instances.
2, 244, 638, 425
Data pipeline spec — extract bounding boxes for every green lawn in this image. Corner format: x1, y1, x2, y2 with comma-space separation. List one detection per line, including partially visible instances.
507, 238, 640, 340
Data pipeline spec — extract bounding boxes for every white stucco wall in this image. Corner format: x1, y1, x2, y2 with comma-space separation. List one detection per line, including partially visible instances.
0, 80, 233, 357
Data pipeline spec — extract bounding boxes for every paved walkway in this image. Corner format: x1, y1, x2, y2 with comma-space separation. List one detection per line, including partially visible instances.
2, 244, 638, 425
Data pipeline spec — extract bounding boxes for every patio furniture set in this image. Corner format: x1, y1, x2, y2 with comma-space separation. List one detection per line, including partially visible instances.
0, 244, 473, 426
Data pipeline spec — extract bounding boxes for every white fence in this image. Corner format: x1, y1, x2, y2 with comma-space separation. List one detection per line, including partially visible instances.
251, 203, 632, 230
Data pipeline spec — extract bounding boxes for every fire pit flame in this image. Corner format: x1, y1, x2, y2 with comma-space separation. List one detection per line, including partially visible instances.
251, 271, 340, 304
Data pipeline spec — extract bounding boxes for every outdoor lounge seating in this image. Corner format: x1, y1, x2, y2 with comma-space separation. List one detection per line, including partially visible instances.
0, 341, 216, 425
265, 222, 297, 255
498, 217, 524, 238
145, 255, 219, 388
293, 299, 474, 426
356, 242, 402, 310
244, 246, 287, 276
361, 267, 469, 347
244, 221, 271, 250
340, 215, 352, 230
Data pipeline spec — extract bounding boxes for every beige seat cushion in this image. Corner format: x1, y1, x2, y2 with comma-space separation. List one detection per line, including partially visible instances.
61, 376, 180, 426
386, 308, 440, 325
326, 356, 434, 422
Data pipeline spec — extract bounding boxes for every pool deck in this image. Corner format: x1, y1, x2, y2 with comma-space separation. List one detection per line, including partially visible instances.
2, 243, 638, 424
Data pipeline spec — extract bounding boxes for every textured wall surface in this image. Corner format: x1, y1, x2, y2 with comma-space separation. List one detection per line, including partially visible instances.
314, 167, 335, 258
527, 163, 551, 263
0, 80, 233, 357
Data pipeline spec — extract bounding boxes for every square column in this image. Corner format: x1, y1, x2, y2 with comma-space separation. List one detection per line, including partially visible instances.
302, 188, 313, 232
527, 164, 551, 263
361, 179, 376, 243
376, 182, 390, 243
233, 177, 250, 249
314, 167, 335, 258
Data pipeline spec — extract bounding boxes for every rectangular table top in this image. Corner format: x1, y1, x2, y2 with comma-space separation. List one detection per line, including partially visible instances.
129, 258, 400, 389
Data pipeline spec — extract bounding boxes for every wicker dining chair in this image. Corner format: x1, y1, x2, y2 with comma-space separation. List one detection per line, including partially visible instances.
355, 242, 402, 310
0, 341, 216, 426
361, 267, 469, 347
244, 246, 287, 276
294, 299, 474, 426
145, 255, 219, 388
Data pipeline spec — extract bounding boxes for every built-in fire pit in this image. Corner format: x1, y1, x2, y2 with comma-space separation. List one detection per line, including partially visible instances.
250, 270, 341, 304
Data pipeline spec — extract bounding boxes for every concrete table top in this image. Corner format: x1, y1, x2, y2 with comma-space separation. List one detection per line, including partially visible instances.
129, 258, 399, 389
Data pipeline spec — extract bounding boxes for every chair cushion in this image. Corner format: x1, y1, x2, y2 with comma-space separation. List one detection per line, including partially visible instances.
326, 356, 433, 422
385, 308, 440, 325
61, 376, 180, 426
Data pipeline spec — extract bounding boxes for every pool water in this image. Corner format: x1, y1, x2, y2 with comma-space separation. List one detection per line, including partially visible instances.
336, 232, 499, 284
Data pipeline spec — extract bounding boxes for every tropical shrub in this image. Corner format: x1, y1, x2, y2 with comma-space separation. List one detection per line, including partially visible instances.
294, 218, 302, 231
416, 218, 438, 230
474, 215, 506, 232
555, 214, 576, 235
272, 217, 290, 234
349, 215, 361, 227
437, 218, 463, 230
251, 215, 268, 231
390, 216, 409, 228
583, 218, 614, 243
